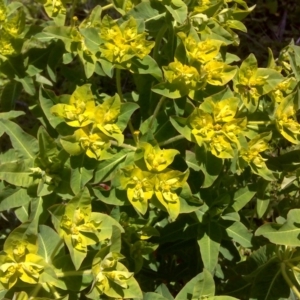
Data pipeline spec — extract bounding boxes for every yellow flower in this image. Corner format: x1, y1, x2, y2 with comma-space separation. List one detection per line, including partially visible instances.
0, 30, 15, 56
184, 36, 223, 63
0, 0, 7, 22
142, 143, 179, 172
99, 16, 154, 64
0, 250, 44, 289
60, 206, 101, 252
155, 169, 189, 220
189, 108, 215, 146
93, 94, 124, 145
119, 166, 155, 215
92, 252, 133, 295
164, 61, 200, 89
210, 133, 235, 158
76, 128, 111, 160
204, 60, 237, 86
240, 132, 271, 166
51, 84, 96, 127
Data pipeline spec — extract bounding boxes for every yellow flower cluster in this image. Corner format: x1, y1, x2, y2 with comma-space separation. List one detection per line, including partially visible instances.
118, 143, 189, 220
51, 85, 123, 160
99, 16, 155, 65
0, 1, 25, 56
91, 252, 133, 296
0, 233, 45, 290
189, 96, 246, 158
157, 34, 237, 98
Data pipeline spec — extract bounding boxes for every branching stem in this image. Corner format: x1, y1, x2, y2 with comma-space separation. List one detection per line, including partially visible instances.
153, 24, 167, 62
158, 135, 185, 147
115, 68, 137, 145
287, 262, 300, 273
281, 262, 300, 299
116, 68, 124, 103
102, 3, 114, 11
29, 283, 42, 299
149, 96, 166, 130
247, 121, 273, 125
111, 140, 137, 150
69, 0, 77, 24
47, 283, 60, 299
56, 269, 92, 278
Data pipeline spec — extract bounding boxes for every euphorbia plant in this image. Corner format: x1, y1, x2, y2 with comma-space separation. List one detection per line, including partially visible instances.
1, 0, 300, 299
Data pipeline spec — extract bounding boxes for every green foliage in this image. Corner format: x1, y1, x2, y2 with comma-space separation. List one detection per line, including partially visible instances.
1, 0, 300, 299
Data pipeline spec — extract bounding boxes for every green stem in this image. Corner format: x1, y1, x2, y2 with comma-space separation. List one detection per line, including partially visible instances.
69, 0, 77, 24
158, 135, 185, 147
287, 262, 300, 273
110, 140, 137, 150
50, 238, 64, 263
288, 255, 300, 263
149, 96, 166, 130
47, 283, 60, 299
29, 283, 43, 299
102, 3, 114, 11
153, 24, 167, 62
225, 283, 252, 295
247, 121, 272, 125
56, 269, 92, 278
115, 68, 137, 145
264, 269, 281, 300
276, 245, 283, 261
281, 262, 300, 299
116, 68, 124, 103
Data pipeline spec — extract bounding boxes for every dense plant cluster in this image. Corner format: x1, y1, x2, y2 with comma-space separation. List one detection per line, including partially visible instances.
1, 0, 300, 299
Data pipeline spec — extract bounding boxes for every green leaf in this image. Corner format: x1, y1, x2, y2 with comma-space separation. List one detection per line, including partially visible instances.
170, 116, 192, 141
79, 28, 103, 52
0, 149, 20, 162
15, 203, 30, 223
255, 209, 300, 246
155, 284, 174, 300
27, 197, 44, 235
0, 119, 38, 159
0, 81, 22, 111
78, 50, 96, 79
186, 150, 201, 171
0, 110, 25, 120
144, 293, 170, 300
175, 269, 215, 300
152, 82, 185, 99
37, 225, 64, 263
52, 254, 94, 292
130, 55, 163, 80
14, 75, 36, 95
0, 159, 34, 187
93, 213, 124, 241
92, 186, 128, 206
219, 220, 252, 248
39, 26, 73, 46
125, 1, 166, 32
165, 0, 187, 24
198, 222, 222, 273
93, 149, 132, 184
207, 297, 239, 300
37, 126, 58, 157
39, 87, 65, 130
232, 185, 256, 212
117, 102, 140, 132
179, 183, 203, 214
256, 198, 270, 219
0, 187, 31, 211
196, 146, 223, 188
70, 154, 94, 195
